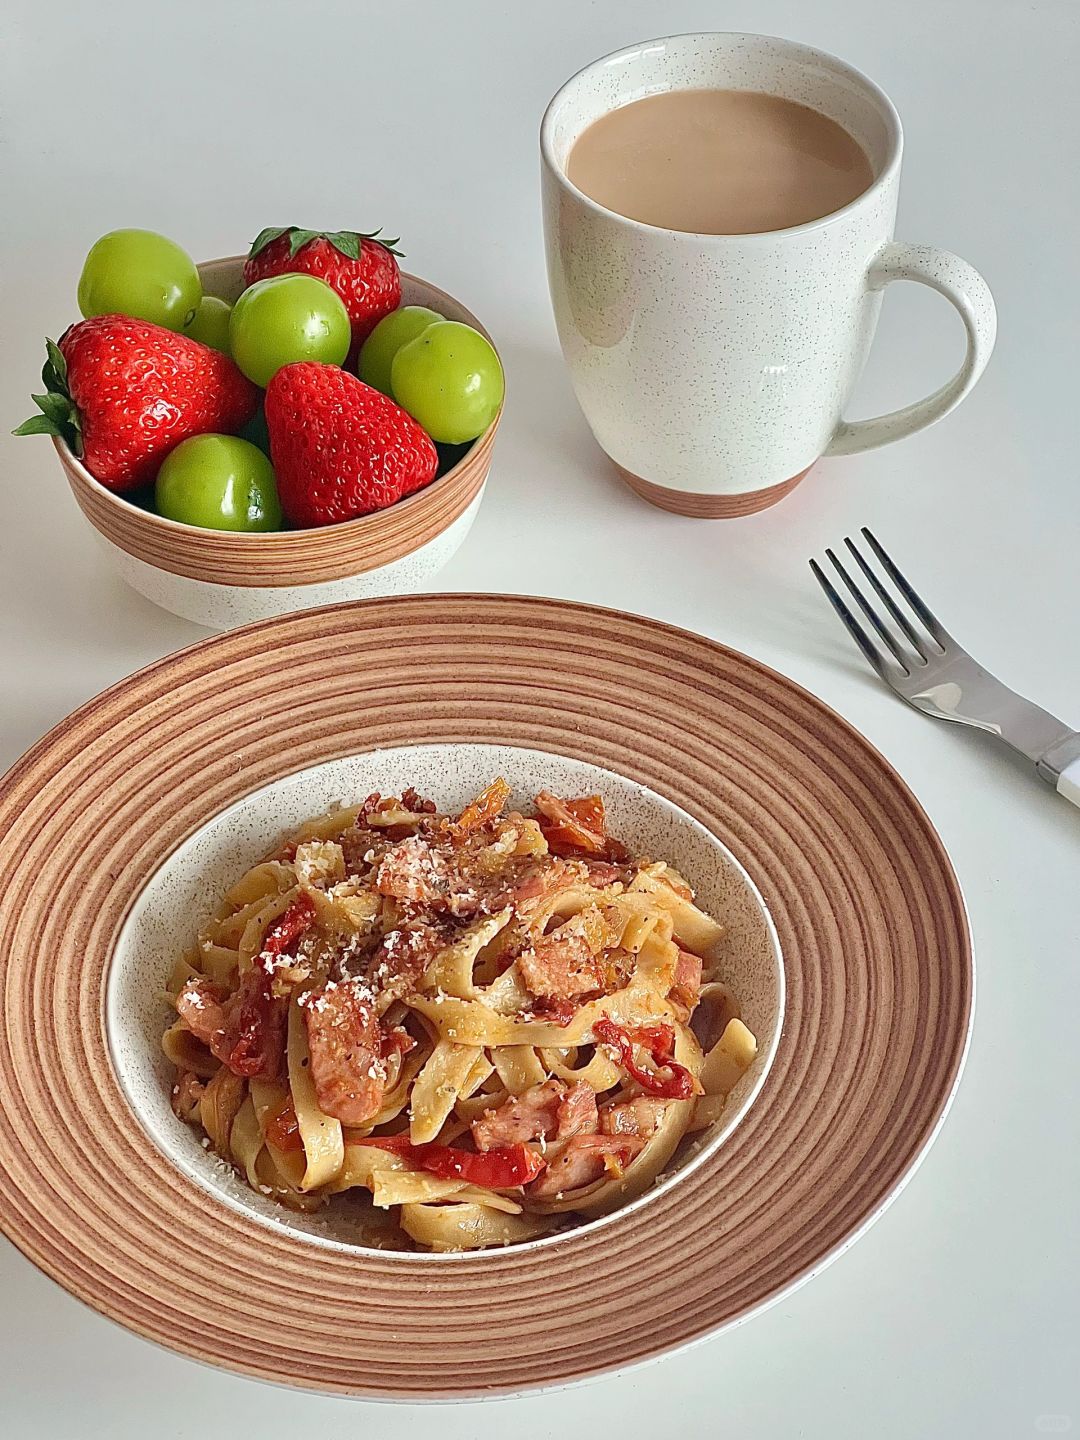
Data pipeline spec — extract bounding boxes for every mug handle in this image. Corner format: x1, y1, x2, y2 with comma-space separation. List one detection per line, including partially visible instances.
825, 241, 997, 457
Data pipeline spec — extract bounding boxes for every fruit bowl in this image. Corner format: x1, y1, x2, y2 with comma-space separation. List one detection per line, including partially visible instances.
53, 256, 501, 630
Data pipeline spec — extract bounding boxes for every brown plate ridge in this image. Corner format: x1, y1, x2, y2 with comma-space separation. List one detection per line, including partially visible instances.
0, 596, 972, 1398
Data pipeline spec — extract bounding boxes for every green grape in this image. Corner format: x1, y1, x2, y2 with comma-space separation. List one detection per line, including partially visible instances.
184, 295, 232, 353
390, 321, 504, 444
357, 305, 442, 394
77, 229, 201, 330
229, 275, 350, 388
155, 435, 282, 532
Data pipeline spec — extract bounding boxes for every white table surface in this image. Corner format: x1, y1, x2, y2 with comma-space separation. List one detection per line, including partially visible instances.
2, 0, 1078, 1434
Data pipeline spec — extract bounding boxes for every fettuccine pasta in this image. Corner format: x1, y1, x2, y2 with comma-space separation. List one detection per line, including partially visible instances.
163, 781, 757, 1250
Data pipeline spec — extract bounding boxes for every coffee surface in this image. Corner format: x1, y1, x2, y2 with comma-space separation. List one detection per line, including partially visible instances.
567, 88, 874, 234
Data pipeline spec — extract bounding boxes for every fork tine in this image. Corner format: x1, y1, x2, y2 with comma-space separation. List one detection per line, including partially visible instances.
825, 548, 912, 674
809, 558, 894, 681
843, 535, 927, 659
860, 527, 951, 648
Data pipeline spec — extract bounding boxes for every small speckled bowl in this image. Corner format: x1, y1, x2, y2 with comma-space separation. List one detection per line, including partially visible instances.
53, 257, 501, 629
107, 742, 784, 1257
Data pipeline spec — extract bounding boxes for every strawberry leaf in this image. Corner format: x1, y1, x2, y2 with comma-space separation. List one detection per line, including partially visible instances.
249, 226, 406, 262
41, 335, 71, 398
12, 414, 64, 438
17, 339, 81, 448
286, 228, 322, 257
32, 391, 74, 424
323, 231, 361, 261
249, 226, 293, 258
344, 228, 405, 259
44, 337, 67, 387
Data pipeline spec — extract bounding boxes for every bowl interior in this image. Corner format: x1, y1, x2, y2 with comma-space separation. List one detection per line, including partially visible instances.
106, 743, 783, 1257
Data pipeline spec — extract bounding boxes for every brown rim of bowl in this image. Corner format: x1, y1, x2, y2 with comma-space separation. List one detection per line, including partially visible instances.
54, 265, 501, 588
0, 595, 973, 1399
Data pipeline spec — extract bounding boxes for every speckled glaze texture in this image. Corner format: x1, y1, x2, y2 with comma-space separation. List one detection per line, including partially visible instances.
107, 744, 783, 1253
541, 33, 997, 514
55, 260, 500, 624
0, 597, 973, 1398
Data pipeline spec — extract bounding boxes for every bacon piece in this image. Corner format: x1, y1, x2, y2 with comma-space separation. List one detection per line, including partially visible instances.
534, 791, 629, 863
506, 858, 587, 911
599, 1096, 668, 1138
170, 1069, 206, 1122
556, 1080, 599, 1138
175, 976, 229, 1049
359, 792, 385, 820
530, 996, 577, 1026
381, 1024, 417, 1058
450, 779, 511, 838
527, 1133, 645, 1198
303, 981, 385, 1126
518, 909, 613, 1000
518, 933, 603, 1000
583, 861, 625, 888
399, 787, 437, 815
509, 870, 548, 904
375, 835, 449, 905
471, 1079, 598, 1152
176, 898, 314, 1081
367, 923, 445, 1001
669, 947, 703, 1023
472, 1080, 563, 1151
175, 970, 287, 1080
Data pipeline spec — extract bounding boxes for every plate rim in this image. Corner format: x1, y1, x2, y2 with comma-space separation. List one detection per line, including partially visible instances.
0, 593, 974, 1399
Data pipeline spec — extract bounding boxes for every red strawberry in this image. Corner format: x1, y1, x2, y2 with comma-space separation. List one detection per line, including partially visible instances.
243, 227, 402, 352
265, 362, 438, 528
15, 317, 258, 492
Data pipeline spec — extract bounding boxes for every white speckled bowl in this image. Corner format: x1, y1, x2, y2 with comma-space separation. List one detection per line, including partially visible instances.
55, 258, 501, 629
106, 742, 784, 1257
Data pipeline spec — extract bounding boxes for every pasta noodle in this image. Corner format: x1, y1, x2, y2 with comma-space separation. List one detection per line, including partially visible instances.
163, 780, 757, 1250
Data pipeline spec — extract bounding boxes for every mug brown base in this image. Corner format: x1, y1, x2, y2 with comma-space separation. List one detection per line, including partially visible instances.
615, 462, 812, 517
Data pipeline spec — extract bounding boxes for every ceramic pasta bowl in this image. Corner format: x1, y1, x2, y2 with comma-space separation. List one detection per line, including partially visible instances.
0, 595, 972, 1398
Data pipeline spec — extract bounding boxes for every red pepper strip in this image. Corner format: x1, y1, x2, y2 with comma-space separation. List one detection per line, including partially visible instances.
354, 1135, 546, 1188
259, 893, 317, 962
226, 894, 317, 1077
264, 1098, 304, 1153
593, 1015, 699, 1099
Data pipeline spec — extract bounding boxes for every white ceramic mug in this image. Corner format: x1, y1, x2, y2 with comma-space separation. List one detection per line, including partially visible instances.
541, 33, 997, 517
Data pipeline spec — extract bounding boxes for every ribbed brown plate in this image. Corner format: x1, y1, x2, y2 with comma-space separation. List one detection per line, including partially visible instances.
0, 596, 971, 1399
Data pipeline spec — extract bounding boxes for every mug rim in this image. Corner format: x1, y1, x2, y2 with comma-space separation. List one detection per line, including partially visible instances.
540, 30, 904, 244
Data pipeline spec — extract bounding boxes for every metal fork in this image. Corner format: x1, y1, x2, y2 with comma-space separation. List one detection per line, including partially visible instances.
810, 528, 1080, 808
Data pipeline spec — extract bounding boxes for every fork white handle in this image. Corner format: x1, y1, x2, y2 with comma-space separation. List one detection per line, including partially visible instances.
826, 242, 998, 456
1057, 757, 1080, 808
